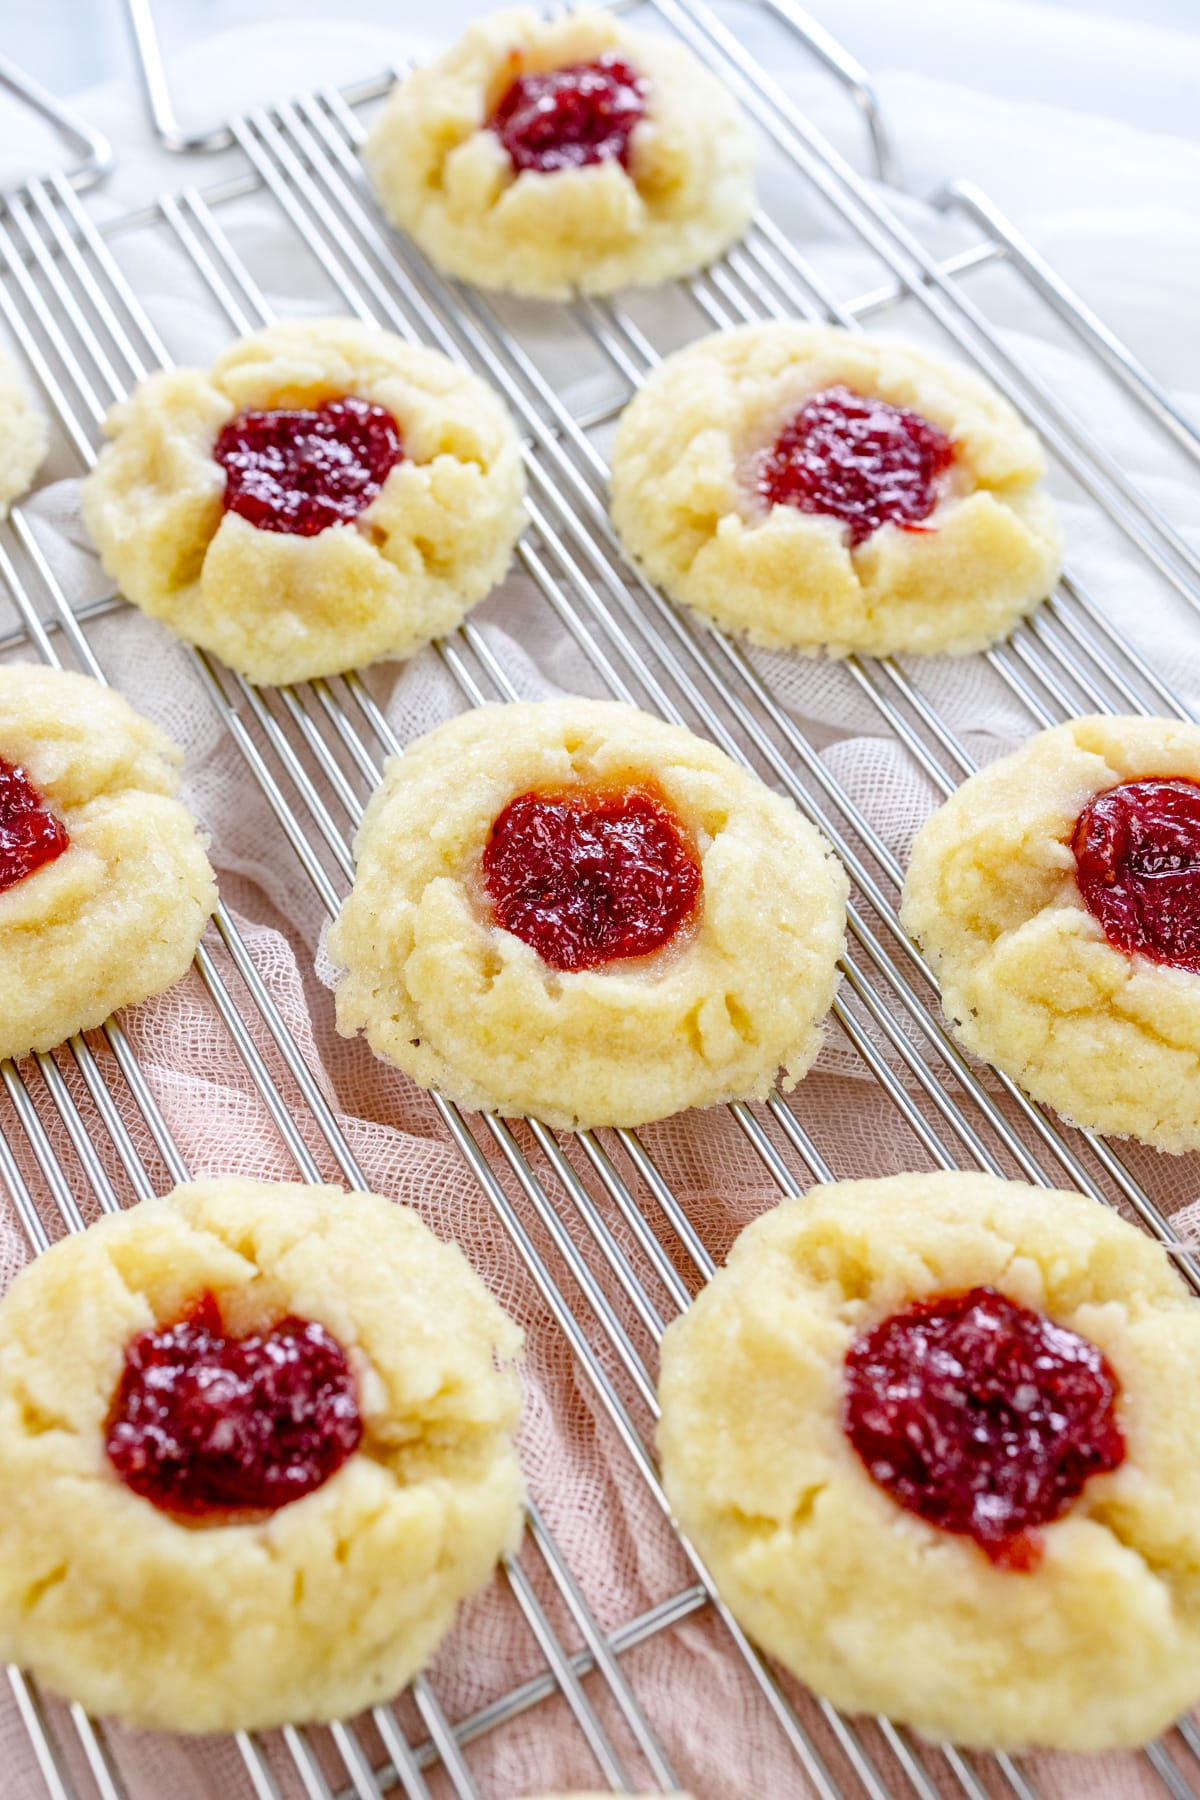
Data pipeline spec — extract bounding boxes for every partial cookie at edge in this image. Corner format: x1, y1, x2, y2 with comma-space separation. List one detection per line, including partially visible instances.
901, 714, 1200, 1151
365, 7, 754, 299
0, 346, 48, 511
0, 663, 217, 1063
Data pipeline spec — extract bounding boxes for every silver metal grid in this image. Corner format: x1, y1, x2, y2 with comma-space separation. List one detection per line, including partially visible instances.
1, 4, 1199, 1796
0, 59, 112, 196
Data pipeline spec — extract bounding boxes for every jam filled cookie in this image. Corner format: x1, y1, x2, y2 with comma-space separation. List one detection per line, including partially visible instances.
902, 715, 1200, 1151
658, 1171, 1200, 1750
0, 1178, 524, 1732
328, 698, 847, 1129
0, 663, 216, 1063
0, 346, 47, 512
610, 321, 1062, 657
364, 8, 754, 299
81, 317, 526, 685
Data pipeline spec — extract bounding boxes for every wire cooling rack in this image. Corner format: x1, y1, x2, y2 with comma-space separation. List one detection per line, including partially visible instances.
0, 56, 112, 196
2, 2, 1200, 1795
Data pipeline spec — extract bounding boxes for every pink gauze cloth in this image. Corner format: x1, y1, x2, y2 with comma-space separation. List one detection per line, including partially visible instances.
2, 5, 1200, 1797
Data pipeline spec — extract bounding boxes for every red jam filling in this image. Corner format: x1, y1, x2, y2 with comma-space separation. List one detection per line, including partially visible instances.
843, 1286, 1124, 1569
489, 53, 648, 174
0, 757, 69, 895
105, 1292, 362, 1518
481, 786, 701, 972
1073, 777, 1200, 975
757, 385, 956, 547
213, 396, 404, 537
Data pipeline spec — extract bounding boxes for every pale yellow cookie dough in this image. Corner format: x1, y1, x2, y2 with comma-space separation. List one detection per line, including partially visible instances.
901, 715, 1200, 1152
365, 8, 754, 299
0, 663, 216, 1063
610, 321, 1062, 657
0, 1178, 524, 1732
0, 347, 47, 512
329, 698, 847, 1129
658, 1171, 1200, 1750
81, 317, 526, 686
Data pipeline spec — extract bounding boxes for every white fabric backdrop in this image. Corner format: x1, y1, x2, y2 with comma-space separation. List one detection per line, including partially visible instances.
0, 4, 1199, 1797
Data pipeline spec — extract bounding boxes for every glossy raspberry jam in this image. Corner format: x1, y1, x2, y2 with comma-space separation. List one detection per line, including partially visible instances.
482, 786, 701, 972
489, 53, 648, 174
213, 396, 404, 537
757, 385, 956, 547
843, 1286, 1124, 1569
0, 757, 69, 894
1073, 778, 1200, 975
106, 1292, 362, 1518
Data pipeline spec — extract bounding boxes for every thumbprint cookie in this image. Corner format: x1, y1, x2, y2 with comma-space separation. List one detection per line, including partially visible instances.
610, 321, 1061, 657
0, 346, 47, 512
902, 714, 1200, 1151
0, 663, 216, 1063
658, 1171, 1200, 1749
0, 1179, 524, 1731
328, 698, 847, 1128
81, 317, 526, 685
364, 8, 754, 299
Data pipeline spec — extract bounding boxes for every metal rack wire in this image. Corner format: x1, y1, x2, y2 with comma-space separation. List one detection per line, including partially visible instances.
0, 57, 112, 196
1, 2, 1199, 1796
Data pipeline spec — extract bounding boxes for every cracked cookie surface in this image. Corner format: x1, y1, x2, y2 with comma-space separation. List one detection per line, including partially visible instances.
328, 698, 847, 1128
0, 1179, 524, 1731
658, 1171, 1200, 1750
0, 663, 216, 1062
365, 8, 754, 299
81, 317, 526, 685
901, 715, 1200, 1151
610, 321, 1061, 657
